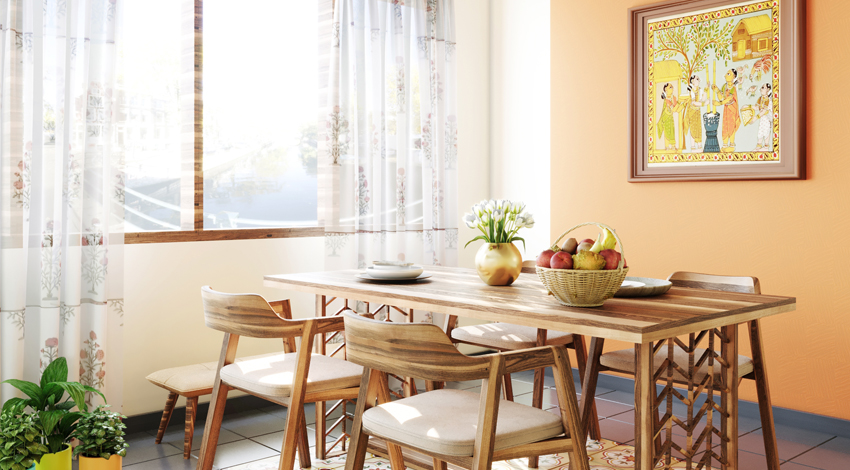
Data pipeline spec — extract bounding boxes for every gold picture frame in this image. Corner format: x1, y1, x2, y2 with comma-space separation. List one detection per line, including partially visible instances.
628, 0, 804, 182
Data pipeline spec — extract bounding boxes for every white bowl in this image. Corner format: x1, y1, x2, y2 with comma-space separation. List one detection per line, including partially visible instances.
366, 266, 424, 279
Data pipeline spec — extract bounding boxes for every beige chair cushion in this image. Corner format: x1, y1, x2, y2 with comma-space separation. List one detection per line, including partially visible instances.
451, 323, 573, 350
362, 388, 564, 457
145, 353, 281, 395
219, 353, 363, 398
600, 346, 754, 383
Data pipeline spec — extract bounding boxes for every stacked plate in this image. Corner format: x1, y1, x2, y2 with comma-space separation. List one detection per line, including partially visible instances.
357, 263, 430, 282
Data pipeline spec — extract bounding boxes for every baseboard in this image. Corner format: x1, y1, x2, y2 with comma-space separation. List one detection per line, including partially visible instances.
127, 369, 850, 441
572, 368, 850, 440
124, 394, 271, 436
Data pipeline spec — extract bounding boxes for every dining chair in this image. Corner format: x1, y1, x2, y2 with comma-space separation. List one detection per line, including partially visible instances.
196, 287, 364, 470
343, 312, 591, 470
581, 272, 780, 470
445, 285, 603, 464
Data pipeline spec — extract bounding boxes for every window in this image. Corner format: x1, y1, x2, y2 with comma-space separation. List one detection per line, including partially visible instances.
758, 38, 768, 51
122, 0, 328, 243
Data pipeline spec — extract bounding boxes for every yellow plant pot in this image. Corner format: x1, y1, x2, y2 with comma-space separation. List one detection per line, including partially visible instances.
35, 445, 71, 470
474, 242, 523, 286
79, 454, 123, 470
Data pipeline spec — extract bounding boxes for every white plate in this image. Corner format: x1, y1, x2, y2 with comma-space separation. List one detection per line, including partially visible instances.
365, 266, 424, 279
357, 272, 432, 282
371, 264, 420, 271
614, 277, 672, 297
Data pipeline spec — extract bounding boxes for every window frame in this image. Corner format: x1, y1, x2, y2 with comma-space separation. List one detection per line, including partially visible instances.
125, 0, 327, 244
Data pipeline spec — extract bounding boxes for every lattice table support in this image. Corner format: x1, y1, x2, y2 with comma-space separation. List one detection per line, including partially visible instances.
632, 328, 741, 470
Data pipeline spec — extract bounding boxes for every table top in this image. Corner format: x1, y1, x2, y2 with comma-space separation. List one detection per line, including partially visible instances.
264, 266, 796, 343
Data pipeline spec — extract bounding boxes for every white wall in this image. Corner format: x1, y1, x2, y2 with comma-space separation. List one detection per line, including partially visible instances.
455, 0, 491, 269
123, 0, 497, 417
489, 0, 551, 257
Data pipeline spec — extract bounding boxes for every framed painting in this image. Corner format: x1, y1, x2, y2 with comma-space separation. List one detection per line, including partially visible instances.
628, 0, 804, 182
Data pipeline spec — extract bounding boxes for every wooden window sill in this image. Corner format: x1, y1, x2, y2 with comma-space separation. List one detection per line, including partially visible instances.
124, 227, 324, 244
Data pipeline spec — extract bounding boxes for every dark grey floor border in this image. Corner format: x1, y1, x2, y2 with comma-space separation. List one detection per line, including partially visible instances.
126, 370, 850, 440
578, 369, 850, 440
124, 394, 271, 436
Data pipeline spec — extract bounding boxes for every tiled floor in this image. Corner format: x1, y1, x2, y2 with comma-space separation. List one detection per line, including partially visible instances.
121, 370, 850, 469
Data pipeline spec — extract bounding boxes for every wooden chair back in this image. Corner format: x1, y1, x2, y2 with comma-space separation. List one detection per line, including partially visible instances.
344, 312, 493, 383
667, 271, 760, 294
201, 286, 303, 339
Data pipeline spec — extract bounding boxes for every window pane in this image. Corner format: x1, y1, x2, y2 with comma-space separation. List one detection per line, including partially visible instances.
120, 0, 186, 232
203, 1, 319, 229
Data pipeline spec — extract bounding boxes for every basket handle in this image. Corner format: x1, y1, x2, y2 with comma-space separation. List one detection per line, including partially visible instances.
552, 222, 626, 270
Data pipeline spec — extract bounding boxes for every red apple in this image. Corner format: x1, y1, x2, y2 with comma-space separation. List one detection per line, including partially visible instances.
580, 238, 595, 245
536, 249, 556, 268
599, 249, 622, 270
550, 251, 574, 269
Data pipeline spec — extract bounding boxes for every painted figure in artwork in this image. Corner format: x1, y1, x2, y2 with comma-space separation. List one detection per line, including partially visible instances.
684, 75, 705, 151
712, 69, 742, 150
657, 83, 682, 150
755, 83, 773, 150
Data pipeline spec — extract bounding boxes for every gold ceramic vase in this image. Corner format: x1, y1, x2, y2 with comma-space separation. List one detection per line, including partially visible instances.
475, 243, 523, 286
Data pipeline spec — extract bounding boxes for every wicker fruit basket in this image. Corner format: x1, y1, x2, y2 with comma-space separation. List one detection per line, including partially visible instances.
537, 222, 629, 307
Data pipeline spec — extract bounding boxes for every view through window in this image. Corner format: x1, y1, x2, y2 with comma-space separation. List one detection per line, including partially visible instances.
121, 0, 319, 233
203, 0, 318, 229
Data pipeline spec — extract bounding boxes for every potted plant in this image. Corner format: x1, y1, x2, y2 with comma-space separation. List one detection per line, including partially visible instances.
463, 199, 535, 286
0, 411, 48, 470
2, 358, 104, 470
72, 406, 128, 470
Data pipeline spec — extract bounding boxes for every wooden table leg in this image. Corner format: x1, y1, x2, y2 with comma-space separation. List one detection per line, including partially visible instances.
722, 325, 739, 470
634, 342, 655, 470
580, 337, 604, 441
750, 320, 780, 470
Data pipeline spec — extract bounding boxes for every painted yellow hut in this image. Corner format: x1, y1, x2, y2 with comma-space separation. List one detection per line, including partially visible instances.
732, 14, 772, 62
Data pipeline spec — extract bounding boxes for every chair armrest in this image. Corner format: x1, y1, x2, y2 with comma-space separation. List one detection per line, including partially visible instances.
499, 346, 556, 375
314, 315, 346, 335
268, 300, 293, 320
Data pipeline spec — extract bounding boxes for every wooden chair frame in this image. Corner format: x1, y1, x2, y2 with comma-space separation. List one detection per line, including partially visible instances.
196, 287, 361, 470
343, 313, 591, 470
579, 272, 780, 470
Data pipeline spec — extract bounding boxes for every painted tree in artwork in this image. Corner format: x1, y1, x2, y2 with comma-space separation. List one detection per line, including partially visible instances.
655, 19, 735, 83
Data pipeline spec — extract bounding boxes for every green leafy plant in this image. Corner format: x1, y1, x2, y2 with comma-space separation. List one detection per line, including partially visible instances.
72, 406, 128, 459
1, 358, 104, 454
0, 411, 48, 470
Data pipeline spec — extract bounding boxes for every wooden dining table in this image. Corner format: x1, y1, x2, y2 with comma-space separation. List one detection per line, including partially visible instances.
264, 266, 796, 470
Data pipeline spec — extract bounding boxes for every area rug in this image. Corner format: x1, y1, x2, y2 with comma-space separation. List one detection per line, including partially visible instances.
226, 439, 688, 470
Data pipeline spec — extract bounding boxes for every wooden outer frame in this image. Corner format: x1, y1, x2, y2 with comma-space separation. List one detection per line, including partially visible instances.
628, 0, 805, 182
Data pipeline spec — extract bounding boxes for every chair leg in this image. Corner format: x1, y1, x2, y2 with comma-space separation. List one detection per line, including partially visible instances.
197, 383, 230, 470
503, 373, 514, 401
184, 397, 198, 459
749, 320, 780, 470
296, 410, 312, 469
315, 400, 326, 460
155, 392, 178, 444
526, 366, 546, 468
580, 337, 605, 441
432, 458, 448, 470
280, 323, 317, 470
572, 335, 602, 441
346, 368, 379, 470
551, 346, 590, 470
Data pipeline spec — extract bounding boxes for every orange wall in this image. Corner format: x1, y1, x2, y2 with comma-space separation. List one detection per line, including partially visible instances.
551, 0, 850, 420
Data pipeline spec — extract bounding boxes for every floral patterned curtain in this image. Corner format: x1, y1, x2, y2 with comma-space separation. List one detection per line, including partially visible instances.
322, 0, 458, 288
0, 0, 124, 410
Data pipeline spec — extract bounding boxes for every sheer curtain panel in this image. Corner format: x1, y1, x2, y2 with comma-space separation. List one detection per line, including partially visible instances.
0, 0, 125, 409
322, 0, 458, 294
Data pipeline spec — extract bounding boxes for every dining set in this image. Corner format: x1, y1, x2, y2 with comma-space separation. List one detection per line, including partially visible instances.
181, 265, 795, 470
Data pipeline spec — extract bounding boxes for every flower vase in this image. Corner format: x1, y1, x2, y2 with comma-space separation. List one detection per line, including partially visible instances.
36, 445, 71, 470
475, 243, 522, 286
79, 455, 123, 470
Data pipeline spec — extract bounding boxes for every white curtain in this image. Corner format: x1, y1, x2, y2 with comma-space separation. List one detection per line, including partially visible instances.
0, 0, 124, 410
322, 0, 458, 290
